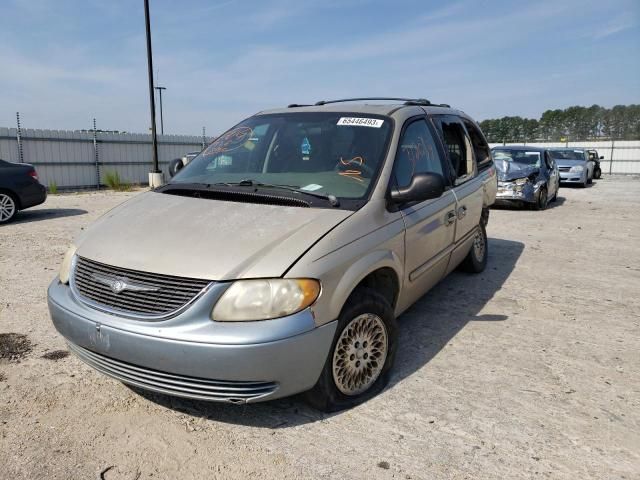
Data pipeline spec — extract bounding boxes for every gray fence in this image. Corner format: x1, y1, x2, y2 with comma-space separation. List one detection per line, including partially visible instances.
2, 127, 639, 190
489, 141, 640, 175
0, 127, 214, 189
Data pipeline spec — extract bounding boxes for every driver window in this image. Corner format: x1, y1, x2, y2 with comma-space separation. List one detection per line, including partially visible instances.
544, 151, 554, 169
393, 119, 444, 188
204, 123, 270, 173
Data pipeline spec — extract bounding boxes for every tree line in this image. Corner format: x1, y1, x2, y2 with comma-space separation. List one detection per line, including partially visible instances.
479, 104, 640, 143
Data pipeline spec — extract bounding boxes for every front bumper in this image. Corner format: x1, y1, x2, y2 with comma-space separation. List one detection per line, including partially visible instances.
48, 279, 337, 403
559, 171, 585, 183
495, 181, 537, 204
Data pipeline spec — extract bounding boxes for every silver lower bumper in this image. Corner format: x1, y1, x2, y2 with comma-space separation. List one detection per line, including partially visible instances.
48, 279, 337, 403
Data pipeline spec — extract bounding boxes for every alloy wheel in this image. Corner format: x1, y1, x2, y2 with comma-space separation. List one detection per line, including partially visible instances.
332, 313, 388, 396
0, 193, 16, 223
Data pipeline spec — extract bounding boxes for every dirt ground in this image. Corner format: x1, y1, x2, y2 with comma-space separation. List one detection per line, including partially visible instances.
1, 176, 639, 480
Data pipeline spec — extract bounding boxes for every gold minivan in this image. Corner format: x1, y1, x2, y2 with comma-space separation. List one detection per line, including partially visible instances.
49, 98, 497, 411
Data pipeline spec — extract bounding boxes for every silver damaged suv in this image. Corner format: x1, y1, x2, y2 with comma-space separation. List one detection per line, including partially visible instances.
48, 98, 497, 411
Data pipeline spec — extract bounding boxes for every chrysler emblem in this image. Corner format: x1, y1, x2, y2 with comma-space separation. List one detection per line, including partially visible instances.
91, 273, 159, 294
111, 279, 127, 293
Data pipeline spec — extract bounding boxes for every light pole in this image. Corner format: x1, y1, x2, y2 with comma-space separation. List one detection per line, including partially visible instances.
144, 0, 162, 187
155, 86, 166, 135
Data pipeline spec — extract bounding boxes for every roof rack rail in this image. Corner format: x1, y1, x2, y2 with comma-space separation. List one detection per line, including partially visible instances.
314, 97, 432, 106
287, 103, 312, 108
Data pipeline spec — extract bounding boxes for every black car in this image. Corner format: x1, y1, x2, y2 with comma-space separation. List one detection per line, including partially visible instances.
0, 159, 47, 224
492, 146, 560, 210
587, 149, 603, 179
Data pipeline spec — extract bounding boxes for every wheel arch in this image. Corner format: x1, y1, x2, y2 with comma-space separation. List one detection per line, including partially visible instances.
328, 250, 403, 321
0, 188, 21, 210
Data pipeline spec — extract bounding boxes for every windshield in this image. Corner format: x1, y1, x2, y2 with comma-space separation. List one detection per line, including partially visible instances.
492, 149, 542, 172
549, 149, 585, 161
171, 112, 392, 200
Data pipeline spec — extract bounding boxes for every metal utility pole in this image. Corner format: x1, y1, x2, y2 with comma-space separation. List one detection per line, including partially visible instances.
144, 0, 160, 179
155, 86, 166, 135
93, 118, 100, 189
16, 112, 24, 163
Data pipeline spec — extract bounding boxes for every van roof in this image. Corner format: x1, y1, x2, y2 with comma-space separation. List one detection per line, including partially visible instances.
257, 97, 465, 118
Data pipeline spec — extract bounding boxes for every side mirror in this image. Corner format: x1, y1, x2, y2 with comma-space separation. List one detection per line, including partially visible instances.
391, 172, 445, 204
599, 156, 604, 160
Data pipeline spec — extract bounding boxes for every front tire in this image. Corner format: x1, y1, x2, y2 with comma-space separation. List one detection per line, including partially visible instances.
460, 223, 488, 273
534, 186, 548, 210
304, 287, 398, 412
0, 192, 18, 224
594, 168, 601, 179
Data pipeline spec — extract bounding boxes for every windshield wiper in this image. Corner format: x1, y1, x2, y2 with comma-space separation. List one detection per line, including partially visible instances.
215, 179, 340, 207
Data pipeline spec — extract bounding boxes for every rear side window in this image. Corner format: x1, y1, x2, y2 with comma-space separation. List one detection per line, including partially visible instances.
433, 115, 475, 185
463, 120, 492, 172
393, 119, 445, 188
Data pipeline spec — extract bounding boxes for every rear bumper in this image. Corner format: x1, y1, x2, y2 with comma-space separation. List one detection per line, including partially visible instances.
19, 182, 47, 209
48, 279, 337, 403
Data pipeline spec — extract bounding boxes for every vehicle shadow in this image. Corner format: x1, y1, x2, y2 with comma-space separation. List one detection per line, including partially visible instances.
546, 196, 566, 209
12, 208, 87, 224
491, 197, 565, 210
134, 237, 524, 428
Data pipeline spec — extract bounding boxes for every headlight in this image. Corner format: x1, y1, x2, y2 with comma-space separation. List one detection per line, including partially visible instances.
59, 245, 77, 284
570, 165, 584, 173
212, 279, 321, 321
515, 178, 528, 185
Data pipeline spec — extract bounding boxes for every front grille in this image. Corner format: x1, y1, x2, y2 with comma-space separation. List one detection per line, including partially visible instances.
71, 256, 211, 318
558, 166, 571, 172
68, 342, 278, 403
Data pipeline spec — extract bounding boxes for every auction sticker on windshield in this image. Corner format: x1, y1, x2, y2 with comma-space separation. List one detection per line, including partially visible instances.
337, 117, 384, 128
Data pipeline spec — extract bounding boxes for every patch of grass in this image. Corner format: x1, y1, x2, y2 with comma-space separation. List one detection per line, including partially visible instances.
48, 181, 58, 194
103, 170, 131, 191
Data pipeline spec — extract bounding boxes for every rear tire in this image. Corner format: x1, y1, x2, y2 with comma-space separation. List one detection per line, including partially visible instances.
304, 287, 398, 412
460, 223, 488, 273
0, 191, 18, 224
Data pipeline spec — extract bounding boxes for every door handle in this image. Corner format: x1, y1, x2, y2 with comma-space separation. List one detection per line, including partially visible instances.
445, 211, 456, 226
457, 205, 467, 219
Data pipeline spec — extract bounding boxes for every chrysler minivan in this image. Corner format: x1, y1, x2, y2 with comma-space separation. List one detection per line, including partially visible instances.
48, 98, 497, 411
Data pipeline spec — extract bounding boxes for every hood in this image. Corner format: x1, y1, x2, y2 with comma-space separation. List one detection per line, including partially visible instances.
554, 159, 585, 168
496, 162, 540, 182
75, 191, 352, 280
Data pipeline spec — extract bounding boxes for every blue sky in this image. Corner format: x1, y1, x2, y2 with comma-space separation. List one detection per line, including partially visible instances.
1, 0, 639, 135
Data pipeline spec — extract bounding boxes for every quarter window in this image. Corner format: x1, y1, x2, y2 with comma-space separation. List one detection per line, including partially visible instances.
393, 119, 445, 188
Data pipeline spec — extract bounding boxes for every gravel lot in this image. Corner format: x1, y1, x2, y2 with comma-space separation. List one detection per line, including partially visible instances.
1, 177, 639, 480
